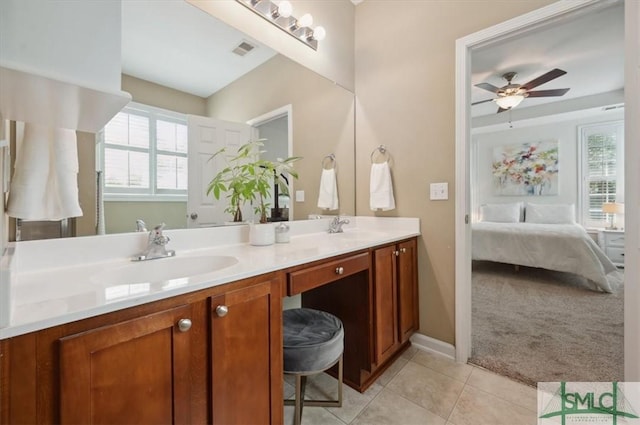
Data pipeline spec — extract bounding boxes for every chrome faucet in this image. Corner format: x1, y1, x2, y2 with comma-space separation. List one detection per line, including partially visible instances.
328, 216, 350, 233
133, 223, 176, 261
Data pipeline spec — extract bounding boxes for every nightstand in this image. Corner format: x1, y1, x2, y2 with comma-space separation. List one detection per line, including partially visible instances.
598, 230, 625, 267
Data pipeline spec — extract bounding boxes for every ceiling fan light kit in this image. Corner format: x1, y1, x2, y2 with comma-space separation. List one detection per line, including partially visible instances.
473, 68, 570, 113
495, 94, 525, 109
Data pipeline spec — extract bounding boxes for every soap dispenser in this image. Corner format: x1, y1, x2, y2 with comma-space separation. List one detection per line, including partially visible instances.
275, 222, 290, 243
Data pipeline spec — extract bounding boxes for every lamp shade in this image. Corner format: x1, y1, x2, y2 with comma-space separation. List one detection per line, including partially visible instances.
602, 202, 624, 214
495, 95, 525, 109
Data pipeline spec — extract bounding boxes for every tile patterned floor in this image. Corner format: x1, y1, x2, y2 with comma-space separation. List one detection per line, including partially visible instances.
284, 346, 539, 425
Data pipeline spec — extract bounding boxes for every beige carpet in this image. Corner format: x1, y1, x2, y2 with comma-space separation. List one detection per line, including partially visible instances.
469, 261, 624, 387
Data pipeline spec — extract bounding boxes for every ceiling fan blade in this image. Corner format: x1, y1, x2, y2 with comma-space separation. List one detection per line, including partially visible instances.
521, 68, 567, 90
472, 98, 495, 106
475, 82, 501, 93
525, 88, 570, 97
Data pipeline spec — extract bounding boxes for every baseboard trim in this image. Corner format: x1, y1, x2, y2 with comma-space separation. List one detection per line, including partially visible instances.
410, 333, 456, 360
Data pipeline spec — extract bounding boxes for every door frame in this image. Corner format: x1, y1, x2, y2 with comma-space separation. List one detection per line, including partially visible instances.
247, 104, 294, 219
454, 0, 640, 380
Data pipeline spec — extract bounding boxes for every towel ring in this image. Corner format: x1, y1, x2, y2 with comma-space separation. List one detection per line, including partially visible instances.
322, 153, 337, 169
370, 145, 390, 163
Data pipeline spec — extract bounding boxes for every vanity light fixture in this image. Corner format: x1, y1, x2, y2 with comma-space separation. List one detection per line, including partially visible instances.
236, 0, 326, 50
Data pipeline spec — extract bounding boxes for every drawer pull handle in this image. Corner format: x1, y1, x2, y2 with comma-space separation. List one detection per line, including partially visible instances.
335, 266, 344, 275
400, 247, 407, 254
215, 305, 229, 317
177, 318, 192, 332
394, 250, 400, 257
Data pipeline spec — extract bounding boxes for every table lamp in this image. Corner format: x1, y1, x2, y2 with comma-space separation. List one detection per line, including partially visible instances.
602, 202, 624, 229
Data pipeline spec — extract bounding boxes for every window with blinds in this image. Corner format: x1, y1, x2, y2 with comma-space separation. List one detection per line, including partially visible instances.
99, 103, 188, 200
579, 121, 624, 228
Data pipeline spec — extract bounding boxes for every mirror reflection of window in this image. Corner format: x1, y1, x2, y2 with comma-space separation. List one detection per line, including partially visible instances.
98, 102, 188, 200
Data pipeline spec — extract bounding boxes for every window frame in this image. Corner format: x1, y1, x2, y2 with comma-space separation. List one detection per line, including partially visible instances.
97, 102, 188, 202
578, 120, 624, 229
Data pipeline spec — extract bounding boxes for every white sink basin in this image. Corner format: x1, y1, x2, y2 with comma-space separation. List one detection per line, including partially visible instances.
92, 255, 239, 286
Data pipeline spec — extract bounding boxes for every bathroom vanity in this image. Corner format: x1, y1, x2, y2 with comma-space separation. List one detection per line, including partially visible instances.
0, 217, 419, 424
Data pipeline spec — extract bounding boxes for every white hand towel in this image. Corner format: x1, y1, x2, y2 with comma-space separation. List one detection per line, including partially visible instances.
317, 168, 339, 210
7, 123, 83, 220
370, 162, 395, 211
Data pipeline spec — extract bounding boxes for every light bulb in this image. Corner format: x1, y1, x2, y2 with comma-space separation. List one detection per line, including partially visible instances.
277, 1, 292, 18
312, 26, 326, 41
494, 95, 524, 109
297, 13, 313, 28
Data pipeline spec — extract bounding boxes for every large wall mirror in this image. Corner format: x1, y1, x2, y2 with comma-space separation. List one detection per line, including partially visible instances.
16, 0, 355, 238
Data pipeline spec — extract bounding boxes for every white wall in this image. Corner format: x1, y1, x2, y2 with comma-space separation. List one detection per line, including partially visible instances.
472, 110, 624, 221
0, 0, 121, 92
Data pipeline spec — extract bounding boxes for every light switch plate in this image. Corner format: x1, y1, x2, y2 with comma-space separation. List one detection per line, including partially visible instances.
430, 182, 448, 200
295, 190, 305, 202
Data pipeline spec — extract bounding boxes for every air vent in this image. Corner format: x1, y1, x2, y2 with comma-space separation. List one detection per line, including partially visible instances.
232, 40, 256, 57
602, 103, 624, 111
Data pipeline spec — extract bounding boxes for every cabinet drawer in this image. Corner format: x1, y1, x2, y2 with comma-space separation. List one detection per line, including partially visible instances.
606, 247, 625, 265
288, 252, 369, 295
605, 233, 625, 247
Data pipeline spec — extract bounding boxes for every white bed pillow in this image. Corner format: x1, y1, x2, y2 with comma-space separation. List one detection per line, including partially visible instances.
479, 202, 522, 223
525, 203, 576, 224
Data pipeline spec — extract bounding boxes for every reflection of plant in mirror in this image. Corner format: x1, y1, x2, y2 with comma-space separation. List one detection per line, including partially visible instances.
207, 140, 301, 223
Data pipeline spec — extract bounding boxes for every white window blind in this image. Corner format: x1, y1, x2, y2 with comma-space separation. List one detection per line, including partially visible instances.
579, 121, 624, 228
99, 103, 188, 200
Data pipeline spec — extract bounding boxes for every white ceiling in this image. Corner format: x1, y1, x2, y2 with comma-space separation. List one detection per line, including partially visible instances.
121, 1, 277, 98
470, 1, 624, 120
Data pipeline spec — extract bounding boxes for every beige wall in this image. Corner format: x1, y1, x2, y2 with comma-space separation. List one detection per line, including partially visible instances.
76, 131, 97, 236
207, 55, 355, 220
121, 74, 207, 116
354, 0, 556, 345
187, 0, 355, 92
104, 202, 187, 234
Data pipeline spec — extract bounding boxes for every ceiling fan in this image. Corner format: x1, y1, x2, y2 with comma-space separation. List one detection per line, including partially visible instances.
472, 68, 570, 113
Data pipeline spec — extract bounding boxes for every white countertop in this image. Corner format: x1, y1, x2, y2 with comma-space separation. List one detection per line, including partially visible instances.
0, 217, 419, 339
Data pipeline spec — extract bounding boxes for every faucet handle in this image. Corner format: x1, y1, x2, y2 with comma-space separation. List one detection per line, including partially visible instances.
135, 219, 147, 232
149, 223, 170, 245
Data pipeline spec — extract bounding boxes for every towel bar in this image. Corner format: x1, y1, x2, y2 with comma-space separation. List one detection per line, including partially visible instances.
370, 145, 390, 163
322, 153, 336, 169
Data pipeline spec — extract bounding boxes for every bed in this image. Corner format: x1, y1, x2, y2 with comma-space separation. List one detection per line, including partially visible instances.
472, 203, 621, 293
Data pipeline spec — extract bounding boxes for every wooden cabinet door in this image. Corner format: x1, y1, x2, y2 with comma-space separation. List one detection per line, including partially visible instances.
397, 239, 418, 343
373, 245, 399, 365
211, 279, 282, 425
59, 304, 193, 424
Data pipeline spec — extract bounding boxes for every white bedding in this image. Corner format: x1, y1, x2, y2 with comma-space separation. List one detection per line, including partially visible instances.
472, 222, 620, 293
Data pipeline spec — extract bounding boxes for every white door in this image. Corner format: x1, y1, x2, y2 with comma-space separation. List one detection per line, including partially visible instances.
187, 115, 251, 228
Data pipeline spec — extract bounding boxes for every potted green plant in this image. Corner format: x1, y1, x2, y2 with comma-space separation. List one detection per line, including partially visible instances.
207, 140, 301, 243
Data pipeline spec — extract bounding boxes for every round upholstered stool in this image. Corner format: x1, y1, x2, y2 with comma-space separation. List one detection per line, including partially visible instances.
283, 308, 344, 425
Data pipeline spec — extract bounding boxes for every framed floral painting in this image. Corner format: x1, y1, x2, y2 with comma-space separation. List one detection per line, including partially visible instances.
492, 140, 559, 196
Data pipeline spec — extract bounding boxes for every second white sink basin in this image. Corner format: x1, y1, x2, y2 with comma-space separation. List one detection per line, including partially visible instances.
92, 255, 239, 286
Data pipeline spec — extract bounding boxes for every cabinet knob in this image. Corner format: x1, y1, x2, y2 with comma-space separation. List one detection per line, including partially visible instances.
189, 212, 198, 220
400, 247, 407, 254
394, 250, 400, 257
177, 318, 192, 332
215, 305, 229, 317
335, 266, 344, 275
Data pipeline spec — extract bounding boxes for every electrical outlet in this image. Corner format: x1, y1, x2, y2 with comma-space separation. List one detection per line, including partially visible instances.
295, 190, 305, 202
430, 182, 448, 200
